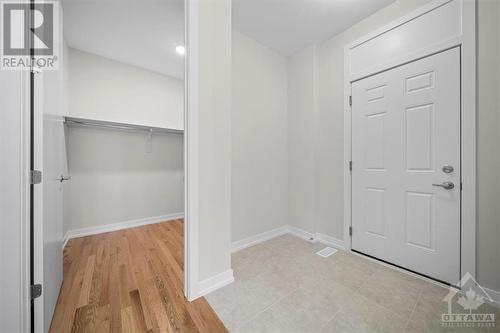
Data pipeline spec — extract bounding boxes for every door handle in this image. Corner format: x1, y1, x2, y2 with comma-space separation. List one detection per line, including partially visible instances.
59, 175, 71, 183
432, 181, 454, 190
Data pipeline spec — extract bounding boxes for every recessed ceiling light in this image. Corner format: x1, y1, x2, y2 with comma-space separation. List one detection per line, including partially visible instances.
175, 45, 185, 56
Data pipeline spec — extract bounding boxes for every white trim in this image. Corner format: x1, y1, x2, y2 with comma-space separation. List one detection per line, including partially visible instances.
315, 233, 346, 251
21, 60, 31, 333
458, 0, 476, 283
230, 226, 346, 253
62, 234, 71, 251
343, 48, 353, 251
343, 0, 476, 286
287, 226, 315, 242
62, 213, 184, 248
185, 0, 199, 302
33, 67, 45, 333
194, 269, 234, 298
231, 226, 288, 252
347, 0, 453, 51
349, 36, 462, 83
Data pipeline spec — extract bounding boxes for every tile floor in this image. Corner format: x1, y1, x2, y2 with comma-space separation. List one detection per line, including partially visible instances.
206, 235, 500, 333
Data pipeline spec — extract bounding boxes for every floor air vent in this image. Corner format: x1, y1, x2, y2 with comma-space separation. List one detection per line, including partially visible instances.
316, 247, 338, 258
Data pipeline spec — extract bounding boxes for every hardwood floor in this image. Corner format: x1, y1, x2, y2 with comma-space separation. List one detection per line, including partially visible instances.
50, 220, 227, 333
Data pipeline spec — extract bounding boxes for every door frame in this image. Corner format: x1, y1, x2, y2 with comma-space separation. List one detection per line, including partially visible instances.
22, 0, 197, 325
184, 0, 197, 301
0, 60, 32, 333
343, 0, 476, 285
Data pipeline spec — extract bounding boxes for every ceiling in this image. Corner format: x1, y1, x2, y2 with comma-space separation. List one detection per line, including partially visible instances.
62, 0, 185, 79
232, 0, 396, 56
62, 0, 395, 78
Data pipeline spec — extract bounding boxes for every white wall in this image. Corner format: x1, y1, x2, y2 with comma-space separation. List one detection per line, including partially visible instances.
288, 46, 317, 233
187, 0, 232, 286
476, 0, 500, 292
68, 48, 184, 130
286, 0, 430, 240
63, 40, 70, 118
231, 31, 289, 242
64, 48, 184, 234
235, 1, 430, 241
64, 127, 184, 233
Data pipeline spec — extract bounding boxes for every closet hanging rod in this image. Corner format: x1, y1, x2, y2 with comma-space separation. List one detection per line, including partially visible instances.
64, 116, 183, 135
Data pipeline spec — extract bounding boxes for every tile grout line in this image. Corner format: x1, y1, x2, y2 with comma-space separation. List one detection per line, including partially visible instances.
232, 241, 330, 330
350, 288, 416, 332
232, 283, 299, 330
232, 245, 343, 330
353, 262, 381, 294
221, 242, 304, 330
304, 249, 372, 333
402, 286, 424, 333
314, 308, 341, 333
352, 266, 423, 329
314, 260, 382, 333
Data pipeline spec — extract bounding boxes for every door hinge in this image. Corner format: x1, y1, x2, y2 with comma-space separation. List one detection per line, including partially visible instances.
349, 95, 352, 107
349, 161, 353, 172
30, 170, 42, 185
30, 284, 42, 300
349, 226, 353, 236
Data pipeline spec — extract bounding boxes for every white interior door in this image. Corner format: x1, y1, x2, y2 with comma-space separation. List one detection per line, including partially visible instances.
351, 47, 461, 285
33, 7, 67, 331
33, 68, 66, 332
42, 69, 66, 332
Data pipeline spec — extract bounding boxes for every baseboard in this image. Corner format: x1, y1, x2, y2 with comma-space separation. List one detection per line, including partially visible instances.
231, 226, 289, 252
315, 232, 346, 250
230, 225, 345, 254
62, 213, 184, 249
287, 226, 315, 242
62, 232, 71, 250
195, 269, 234, 299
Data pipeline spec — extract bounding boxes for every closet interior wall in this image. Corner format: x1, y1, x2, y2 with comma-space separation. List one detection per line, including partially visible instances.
62, 47, 184, 237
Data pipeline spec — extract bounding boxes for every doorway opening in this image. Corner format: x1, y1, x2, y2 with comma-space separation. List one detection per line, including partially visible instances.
27, 0, 206, 331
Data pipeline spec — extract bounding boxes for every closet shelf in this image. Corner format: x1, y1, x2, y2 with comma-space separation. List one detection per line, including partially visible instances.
64, 116, 183, 135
